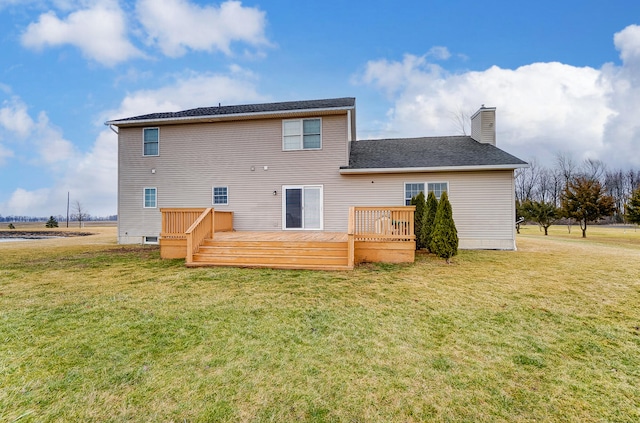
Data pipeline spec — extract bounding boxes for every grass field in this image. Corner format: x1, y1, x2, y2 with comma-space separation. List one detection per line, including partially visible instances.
1, 225, 639, 422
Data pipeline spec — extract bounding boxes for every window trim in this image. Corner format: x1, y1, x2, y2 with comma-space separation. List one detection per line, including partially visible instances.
404, 182, 425, 206
143, 187, 157, 208
212, 186, 229, 206
282, 118, 322, 151
143, 127, 159, 157
144, 236, 159, 245
404, 181, 449, 205
281, 185, 324, 230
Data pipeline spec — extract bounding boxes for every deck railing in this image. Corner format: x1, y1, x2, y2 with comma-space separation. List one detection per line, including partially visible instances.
185, 208, 214, 265
161, 208, 234, 239
349, 206, 416, 242
161, 208, 205, 239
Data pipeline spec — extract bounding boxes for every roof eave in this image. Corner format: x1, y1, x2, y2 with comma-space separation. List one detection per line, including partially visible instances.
106, 105, 355, 127
339, 163, 529, 174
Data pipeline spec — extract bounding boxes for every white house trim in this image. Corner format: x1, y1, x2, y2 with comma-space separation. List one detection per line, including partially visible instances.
340, 164, 528, 175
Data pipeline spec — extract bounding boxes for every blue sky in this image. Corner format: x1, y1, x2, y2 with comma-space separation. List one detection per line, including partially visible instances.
1, 0, 640, 217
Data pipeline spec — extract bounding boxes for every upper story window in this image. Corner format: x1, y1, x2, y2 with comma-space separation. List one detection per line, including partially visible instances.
283, 118, 321, 150
212, 186, 228, 205
143, 128, 159, 156
144, 187, 157, 208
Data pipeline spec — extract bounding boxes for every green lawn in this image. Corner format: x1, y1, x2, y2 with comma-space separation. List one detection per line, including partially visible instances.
1, 225, 639, 422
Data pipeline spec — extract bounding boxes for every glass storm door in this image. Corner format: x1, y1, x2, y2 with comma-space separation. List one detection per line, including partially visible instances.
283, 186, 323, 230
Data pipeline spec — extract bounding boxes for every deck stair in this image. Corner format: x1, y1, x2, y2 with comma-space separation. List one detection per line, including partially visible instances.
189, 238, 352, 270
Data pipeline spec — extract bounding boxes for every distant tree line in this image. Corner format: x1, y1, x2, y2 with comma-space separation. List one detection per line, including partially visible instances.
0, 214, 117, 223
515, 153, 640, 237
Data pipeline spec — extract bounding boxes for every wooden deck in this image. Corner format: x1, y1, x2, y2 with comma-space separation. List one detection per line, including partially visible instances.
160, 207, 416, 270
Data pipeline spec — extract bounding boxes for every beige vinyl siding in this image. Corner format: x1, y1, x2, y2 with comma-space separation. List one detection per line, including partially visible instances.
332, 170, 516, 250
118, 114, 350, 242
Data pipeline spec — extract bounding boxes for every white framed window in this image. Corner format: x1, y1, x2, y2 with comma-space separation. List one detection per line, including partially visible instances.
144, 236, 159, 244
404, 183, 425, 205
144, 187, 157, 208
283, 118, 322, 150
212, 186, 228, 205
143, 127, 159, 156
428, 182, 448, 200
404, 182, 449, 204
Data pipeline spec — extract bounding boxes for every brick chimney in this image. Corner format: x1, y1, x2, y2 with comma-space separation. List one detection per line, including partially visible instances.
470, 106, 496, 146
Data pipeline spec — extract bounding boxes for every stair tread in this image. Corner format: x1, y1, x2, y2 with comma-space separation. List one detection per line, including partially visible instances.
187, 262, 353, 270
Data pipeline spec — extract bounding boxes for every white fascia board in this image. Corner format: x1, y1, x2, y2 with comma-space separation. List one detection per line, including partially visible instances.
106, 105, 355, 127
339, 163, 529, 174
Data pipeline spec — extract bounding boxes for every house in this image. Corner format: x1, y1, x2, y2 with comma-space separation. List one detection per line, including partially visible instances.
106, 97, 527, 269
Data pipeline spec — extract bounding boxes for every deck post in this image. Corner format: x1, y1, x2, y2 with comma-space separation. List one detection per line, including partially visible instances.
186, 230, 194, 265
211, 208, 215, 240
347, 206, 355, 268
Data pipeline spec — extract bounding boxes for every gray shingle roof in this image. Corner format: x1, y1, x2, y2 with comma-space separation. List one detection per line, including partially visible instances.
344, 136, 527, 170
109, 97, 355, 124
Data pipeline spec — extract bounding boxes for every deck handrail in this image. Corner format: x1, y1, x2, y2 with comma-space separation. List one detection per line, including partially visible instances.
185, 208, 214, 265
352, 206, 416, 242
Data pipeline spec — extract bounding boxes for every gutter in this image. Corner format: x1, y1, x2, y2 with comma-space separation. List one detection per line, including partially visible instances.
106, 105, 355, 127
339, 163, 529, 174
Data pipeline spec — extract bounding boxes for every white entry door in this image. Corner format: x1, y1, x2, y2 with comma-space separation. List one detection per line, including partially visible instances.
283, 185, 323, 230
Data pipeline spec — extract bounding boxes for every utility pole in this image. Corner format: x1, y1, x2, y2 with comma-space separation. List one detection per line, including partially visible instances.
66, 192, 70, 228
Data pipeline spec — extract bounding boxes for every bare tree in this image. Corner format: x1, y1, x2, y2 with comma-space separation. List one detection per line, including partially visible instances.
556, 153, 577, 188
581, 158, 607, 182
627, 170, 640, 198
536, 167, 556, 203
604, 170, 626, 222
71, 200, 90, 228
550, 168, 564, 207
555, 153, 578, 232
515, 159, 540, 203
449, 107, 473, 136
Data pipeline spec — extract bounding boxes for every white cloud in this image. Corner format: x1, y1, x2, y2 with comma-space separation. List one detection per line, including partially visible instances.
356, 26, 640, 169
33, 112, 79, 165
427, 46, 451, 61
0, 143, 14, 166
614, 24, 640, 64
21, 0, 142, 66
136, 0, 269, 57
4, 188, 52, 215
0, 97, 35, 138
